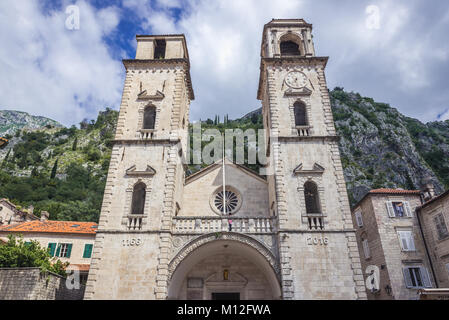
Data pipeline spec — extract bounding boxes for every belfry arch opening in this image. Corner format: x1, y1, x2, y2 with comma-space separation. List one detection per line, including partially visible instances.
279, 33, 302, 56
167, 237, 281, 300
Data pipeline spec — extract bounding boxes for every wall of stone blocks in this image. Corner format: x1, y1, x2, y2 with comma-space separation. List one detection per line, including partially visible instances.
353, 194, 436, 300
353, 197, 392, 300
0, 268, 85, 300
85, 233, 161, 299
285, 232, 361, 299
419, 194, 449, 288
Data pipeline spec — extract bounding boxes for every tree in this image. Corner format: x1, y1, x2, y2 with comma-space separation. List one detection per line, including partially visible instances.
0, 235, 68, 276
2, 148, 11, 165
50, 158, 58, 179
72, 137, 78, 151
31, 167, 38, 177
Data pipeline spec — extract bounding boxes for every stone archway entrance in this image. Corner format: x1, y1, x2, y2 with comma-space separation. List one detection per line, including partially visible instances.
167, 234, 282, 300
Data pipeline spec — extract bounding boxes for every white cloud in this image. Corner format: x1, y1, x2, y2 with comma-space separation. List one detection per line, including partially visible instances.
122, 0, 449, 123
0, 0, 123, 126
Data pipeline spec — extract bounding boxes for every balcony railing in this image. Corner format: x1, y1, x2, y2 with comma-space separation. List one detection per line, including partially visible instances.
173, 216, 275, 234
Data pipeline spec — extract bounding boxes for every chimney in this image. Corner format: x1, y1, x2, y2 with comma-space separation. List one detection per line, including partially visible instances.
28, 205, 34, 214
421, 183, 436, 202
40, 211, 50, 222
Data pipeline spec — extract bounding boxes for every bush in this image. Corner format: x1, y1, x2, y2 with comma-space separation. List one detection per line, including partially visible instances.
0, 235, 68, 276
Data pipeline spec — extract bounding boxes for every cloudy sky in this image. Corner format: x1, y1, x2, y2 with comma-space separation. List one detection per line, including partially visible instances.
0, 0, 448, 126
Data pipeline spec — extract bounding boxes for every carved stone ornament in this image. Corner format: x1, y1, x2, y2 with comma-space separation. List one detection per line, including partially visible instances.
126, 164, 156, 176
137, 90, 165, 100
284, 87, 312, 96
167, 232, 280, 281
293, 162, 325, 175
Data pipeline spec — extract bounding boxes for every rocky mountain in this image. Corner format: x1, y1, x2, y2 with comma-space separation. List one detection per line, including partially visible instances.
331, 88, 448, 204
0, 110, 62, 136
0, 109, 118, 222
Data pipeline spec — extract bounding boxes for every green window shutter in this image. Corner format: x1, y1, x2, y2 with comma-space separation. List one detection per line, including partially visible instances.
55, 244, 61, 257
66, 244, 73, 258
83, 244, 93, 258
48, 243, 56, 256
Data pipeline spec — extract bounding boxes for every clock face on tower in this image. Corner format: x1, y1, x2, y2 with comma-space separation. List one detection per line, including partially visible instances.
285, 71, 307, 88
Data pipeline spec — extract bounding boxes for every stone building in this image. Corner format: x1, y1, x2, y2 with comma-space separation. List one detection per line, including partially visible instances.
0, 198, 38, 226
85, 19, 366, 300
351, 188, 436, 300
0, 214, 97, 284
416, 188, 449, 288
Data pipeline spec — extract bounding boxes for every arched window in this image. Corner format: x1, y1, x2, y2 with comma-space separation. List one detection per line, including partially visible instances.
143, 106, 156, 130
131, 182, 146, 215
280, 40, 301, 56
304, 181, 321, 214
294, 102, 307, 126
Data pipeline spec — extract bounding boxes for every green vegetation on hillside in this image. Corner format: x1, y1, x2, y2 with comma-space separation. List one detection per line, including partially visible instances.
0, 109, 117, 222
187, 112, 263, 175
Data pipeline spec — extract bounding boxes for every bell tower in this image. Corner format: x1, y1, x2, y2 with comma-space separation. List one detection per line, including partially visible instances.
84, 34, 193, 299
258, 19, 367, 299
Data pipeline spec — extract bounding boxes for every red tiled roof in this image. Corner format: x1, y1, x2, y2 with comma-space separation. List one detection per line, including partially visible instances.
67, 264, 90, 272
0, 220, 98, 235
369, 188, 421, 195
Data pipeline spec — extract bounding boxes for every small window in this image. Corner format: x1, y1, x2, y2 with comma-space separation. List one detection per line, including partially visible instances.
397, 230, 416, 252
280, 40, 300, 56
154, 39, 166, 59
143, 106, 156, 130
131, 182, 146, 215
386, 201, 412, 218
304, 181, 321, 214
48, 243, 57, 257
362, 238, 371, 259
355, 210, 363, 228
56, 243, 72, 258
433, 213, 449, 240
294, 102, 307, 126
403, 266, 431, 288
83, 244, 93, 259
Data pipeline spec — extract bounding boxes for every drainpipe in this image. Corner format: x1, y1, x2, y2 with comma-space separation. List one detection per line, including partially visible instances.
415, 205, 439, 288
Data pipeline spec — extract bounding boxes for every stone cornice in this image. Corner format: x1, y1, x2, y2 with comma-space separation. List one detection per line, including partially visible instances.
277, 135, 340, 142
278, 228, 356, 233
112, 138, 180, 145
123, 59, 194, 100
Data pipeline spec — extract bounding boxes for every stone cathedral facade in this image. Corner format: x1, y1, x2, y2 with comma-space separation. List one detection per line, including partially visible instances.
85, 19, 367, 300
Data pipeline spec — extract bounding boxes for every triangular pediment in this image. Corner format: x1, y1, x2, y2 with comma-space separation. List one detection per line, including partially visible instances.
137, 90, 165, 100
284, 87, 312, 96
293, 162, 325, 174
126, 164, 156, 176
185, 157, 267, 185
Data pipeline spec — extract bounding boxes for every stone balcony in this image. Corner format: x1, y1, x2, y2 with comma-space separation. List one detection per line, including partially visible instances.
173, 216, 276, 234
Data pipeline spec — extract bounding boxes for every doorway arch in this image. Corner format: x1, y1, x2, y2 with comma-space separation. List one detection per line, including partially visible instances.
167, 233, 282, 300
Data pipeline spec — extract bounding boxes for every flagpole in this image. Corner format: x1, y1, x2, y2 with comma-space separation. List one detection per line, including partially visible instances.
222, 133, 226, 216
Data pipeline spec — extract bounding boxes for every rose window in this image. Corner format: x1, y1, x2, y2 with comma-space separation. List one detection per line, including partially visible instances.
212, 188, 241, 215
